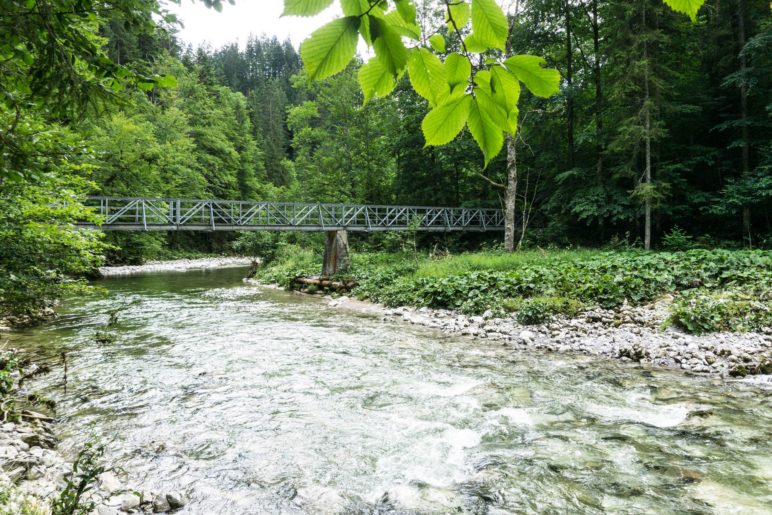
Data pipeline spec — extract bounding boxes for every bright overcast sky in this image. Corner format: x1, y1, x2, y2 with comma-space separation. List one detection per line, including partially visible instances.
169, 0, 342, 50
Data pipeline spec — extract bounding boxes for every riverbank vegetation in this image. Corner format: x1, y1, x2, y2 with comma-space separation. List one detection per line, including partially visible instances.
253, 247, 772, 334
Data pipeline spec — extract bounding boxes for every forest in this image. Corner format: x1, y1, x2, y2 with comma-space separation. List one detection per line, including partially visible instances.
1, 0, 771, 321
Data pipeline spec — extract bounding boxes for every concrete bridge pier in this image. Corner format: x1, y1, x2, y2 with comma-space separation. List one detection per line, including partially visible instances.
322, 230, 350, 276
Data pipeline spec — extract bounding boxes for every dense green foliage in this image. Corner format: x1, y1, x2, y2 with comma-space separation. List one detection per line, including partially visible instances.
254, 248, 772, 332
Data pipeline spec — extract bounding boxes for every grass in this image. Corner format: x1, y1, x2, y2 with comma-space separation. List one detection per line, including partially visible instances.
253, 248, 772, 334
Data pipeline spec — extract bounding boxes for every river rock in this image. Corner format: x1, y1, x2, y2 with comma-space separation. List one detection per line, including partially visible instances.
118, 492, 141, 510
166, 491, 188, 510
519, 330, 535, 344
99, 471, 123, 494
96, 505, 120, 515
151, 494, 170, 512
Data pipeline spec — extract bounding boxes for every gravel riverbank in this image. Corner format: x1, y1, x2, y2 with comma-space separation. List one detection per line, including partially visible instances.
320, 293, 772, 380
99, 257, 253, 277
0, 350, 187, 514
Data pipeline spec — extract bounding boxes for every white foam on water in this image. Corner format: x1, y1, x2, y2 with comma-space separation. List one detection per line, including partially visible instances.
490, 407, 535, 426
587, 403, 690, 428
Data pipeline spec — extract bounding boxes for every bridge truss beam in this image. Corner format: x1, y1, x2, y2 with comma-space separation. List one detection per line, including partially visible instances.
78, 197, 504, 232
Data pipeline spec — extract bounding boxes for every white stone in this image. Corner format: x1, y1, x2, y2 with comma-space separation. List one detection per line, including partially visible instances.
119, 493, 141, 511
99, 472, 123, 494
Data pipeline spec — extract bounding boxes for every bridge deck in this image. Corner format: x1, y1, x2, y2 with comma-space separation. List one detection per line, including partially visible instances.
79, 197, 504, 232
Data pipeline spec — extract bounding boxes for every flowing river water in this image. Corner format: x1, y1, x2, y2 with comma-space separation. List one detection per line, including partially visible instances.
7, 267, 772, 514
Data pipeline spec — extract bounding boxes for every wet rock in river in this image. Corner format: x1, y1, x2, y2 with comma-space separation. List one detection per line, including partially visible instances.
152, 494, 171, 513
166, 490, 188, 510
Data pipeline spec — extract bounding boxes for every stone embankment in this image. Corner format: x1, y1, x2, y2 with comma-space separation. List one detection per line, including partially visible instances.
0, 350, 187, 514
325, 296, 772, 379
99, 256, 253, 277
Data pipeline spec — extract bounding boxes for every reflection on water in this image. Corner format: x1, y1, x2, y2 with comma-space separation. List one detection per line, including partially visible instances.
8, 267, 772, 514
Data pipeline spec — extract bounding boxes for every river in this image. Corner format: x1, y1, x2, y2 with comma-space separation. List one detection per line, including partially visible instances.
7, 267, 772, 514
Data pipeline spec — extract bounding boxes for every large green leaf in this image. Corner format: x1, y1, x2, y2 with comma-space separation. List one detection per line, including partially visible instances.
468, 90, 505, 165
504, 55, 560, 98
446, 1, 471, 31
383, 10, 421, 40
490, 65, 520, 134
471, 0, 508, 51
422, 94, 472, 146
490, 65, 520, 111
283, 0, 334, 17
463, 33, 489, 53
662, 0, 705, 21
359, 56, 397, 103
340, 0, 370, 15
370, 16, 409, 75
408, 48, 449, 107
301, 17, 360, 81
394, 0, 417, 25
445, 53, 471, 93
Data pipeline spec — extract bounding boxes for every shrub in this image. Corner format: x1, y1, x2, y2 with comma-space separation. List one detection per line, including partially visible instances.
668, 289, 772, 334
662, 226, 697, 251
257, 248, 772, 331
506, 296, 585, 325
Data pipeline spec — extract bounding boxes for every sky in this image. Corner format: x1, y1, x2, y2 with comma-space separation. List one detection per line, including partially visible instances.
168, 0, 342, 50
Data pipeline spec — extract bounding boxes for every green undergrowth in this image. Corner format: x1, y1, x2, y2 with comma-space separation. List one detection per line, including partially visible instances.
253, 248, 772, 333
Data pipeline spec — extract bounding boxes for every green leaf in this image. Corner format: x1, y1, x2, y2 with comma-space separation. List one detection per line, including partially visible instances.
301, 17, 360, 81
504, 55, 560, 98
394, 0, 417, 24
283, 0, 335, 17
490, 65, 520, 112
468, 90, 506, 165
429, 34, 446, 53
383, 10, 421, 39
471, 0, 508, 50
490, 66, 520, 134
155, 74, 178, 88
408, 48, 449, 107
359, 56, 396, 103
370, 16, 408, 75
474, 69, 492, 91
662, 0, 705, 21
445, 53, 471, 93
340, 0, 366, 15
463, 34, 489, 53
422, 94, 472, 146
446, 1, 471, 31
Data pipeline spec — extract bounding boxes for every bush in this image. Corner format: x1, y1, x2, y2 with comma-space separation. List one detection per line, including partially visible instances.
256, 248, 772, 330
668, 289, 772, 334
231, 232, 279, 264
504, 296, 585, 325
662, 226, 697, 251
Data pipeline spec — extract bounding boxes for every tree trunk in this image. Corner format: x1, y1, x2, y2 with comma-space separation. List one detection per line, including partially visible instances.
643, 0, 652, 251
565, 0, 575, 169
592, 0, 603, 180
504, 134, 518, 252
322, 230, 350, 276
737, 0, 752, 246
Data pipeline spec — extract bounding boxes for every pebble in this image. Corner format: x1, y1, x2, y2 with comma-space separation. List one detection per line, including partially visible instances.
361, 300, 772, 377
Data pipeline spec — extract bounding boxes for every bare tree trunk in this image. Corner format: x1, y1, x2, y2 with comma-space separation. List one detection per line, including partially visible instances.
592, 0, 603, 179
643, 1, 652, 251
737, 0, 752, 246
504, 134, 518, 252
565, 0, 575, 169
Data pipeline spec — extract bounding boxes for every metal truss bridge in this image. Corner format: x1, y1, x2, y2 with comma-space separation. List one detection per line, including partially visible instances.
79, 197, 504, 232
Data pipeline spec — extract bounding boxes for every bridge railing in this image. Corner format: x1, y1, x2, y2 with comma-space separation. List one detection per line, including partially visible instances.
81, 196, 504, 232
